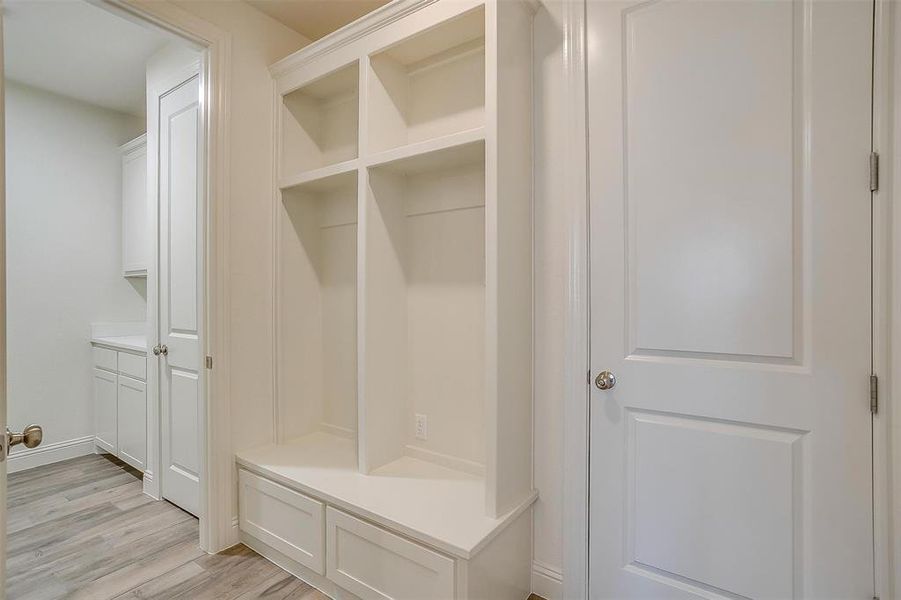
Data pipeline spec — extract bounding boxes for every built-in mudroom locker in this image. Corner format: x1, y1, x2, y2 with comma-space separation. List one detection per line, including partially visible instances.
235, 1, 536, 599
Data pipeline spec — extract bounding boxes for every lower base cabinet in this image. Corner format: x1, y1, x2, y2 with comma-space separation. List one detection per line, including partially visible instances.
92, 345, 147, 471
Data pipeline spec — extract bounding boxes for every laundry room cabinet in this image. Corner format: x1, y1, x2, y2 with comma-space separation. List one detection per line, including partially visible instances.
92, 344, 147, 471
236, 1, 536, 598
120, 134, 148, 278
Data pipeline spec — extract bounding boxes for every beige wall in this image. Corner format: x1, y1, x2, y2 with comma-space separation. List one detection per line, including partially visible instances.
167, 0, 310, 520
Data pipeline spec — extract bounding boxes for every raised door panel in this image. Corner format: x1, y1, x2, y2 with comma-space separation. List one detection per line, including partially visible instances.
117, 374, 146, 471
623, 0, 795, 361
93, 368, 117, 454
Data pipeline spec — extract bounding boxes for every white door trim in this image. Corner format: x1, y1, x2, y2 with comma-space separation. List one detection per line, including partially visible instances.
559, 1, 590, 599
877, 0, 897, 596
98, 0, 234, 554
562, 0, 898, 597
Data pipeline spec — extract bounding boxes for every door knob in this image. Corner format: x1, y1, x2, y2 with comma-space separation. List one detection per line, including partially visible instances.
595, 370, 616, 390
152, 344, 168, 356
8, 424, 42, 449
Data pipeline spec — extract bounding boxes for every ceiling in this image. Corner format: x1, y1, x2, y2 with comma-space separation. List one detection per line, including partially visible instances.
3, 0, 175, 116
246, 0, 392, 41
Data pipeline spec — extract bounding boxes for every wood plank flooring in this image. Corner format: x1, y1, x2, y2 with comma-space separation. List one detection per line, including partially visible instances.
7, 454, 328, 600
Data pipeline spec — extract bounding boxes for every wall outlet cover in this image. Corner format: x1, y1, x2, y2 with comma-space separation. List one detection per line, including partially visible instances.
415, 414, 428, 440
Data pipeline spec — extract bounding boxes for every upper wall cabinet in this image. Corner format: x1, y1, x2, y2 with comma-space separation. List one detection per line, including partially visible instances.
121, 134, 148, 278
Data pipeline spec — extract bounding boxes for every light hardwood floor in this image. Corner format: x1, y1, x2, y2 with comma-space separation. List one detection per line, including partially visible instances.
7, 454, 328, 600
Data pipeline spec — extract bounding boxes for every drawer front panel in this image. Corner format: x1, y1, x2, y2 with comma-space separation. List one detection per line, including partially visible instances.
326, 507, 455, 600
117, 351, 146, 381
238, 469, 325, 575
92, 347, 118, 373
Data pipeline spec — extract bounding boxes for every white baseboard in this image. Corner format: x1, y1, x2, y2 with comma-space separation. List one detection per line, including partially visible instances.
8, 435, 96, 474
532, 560, 563, 600
404, 444, 485, 476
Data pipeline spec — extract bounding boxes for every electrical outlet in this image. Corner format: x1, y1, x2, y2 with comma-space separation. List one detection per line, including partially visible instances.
415, 414, 428, 440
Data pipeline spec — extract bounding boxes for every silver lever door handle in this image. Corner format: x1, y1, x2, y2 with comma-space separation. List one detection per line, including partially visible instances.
152, 344, 168, 356
8, 425, 42, 449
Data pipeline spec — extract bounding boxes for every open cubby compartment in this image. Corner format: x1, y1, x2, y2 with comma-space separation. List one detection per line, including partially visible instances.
280, 61, 359, 177
277, 170, 359, 447
361, 139, 487, 479
366, 6, 485, 154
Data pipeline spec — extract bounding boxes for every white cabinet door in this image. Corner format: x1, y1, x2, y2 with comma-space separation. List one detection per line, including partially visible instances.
117, 374, 146, 471
121, 135, 147, 277
158, 74, 201, 516
586, 1, 874, 597
93, 368, 118, 454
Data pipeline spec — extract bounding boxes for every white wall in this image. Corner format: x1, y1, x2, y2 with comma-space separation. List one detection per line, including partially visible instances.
166, 0, 309, 528
532, 3, 567, 598
5, 81, 146, 464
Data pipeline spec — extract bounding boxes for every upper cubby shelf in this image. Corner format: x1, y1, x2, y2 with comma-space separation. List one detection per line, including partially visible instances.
367, 6, 485, 154
281, 61, 359, 177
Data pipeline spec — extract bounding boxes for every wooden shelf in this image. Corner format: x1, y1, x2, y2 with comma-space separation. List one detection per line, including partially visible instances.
367, 7, 486, 154
365, 127, 485, 174
280, 62, 359, 174
279, 159, 359, 192
236, 432, 535, 560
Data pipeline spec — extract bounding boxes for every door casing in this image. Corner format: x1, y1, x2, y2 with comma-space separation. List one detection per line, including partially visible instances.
559, 0, 899, 597
95, 0, 233, 554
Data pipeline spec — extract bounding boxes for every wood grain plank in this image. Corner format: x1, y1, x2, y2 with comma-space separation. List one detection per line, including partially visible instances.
8, 455, 330, 600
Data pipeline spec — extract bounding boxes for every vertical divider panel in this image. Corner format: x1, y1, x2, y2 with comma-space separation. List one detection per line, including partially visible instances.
485, 0, 535, 518
483, 0, 501, 519
357, 56, 370, 474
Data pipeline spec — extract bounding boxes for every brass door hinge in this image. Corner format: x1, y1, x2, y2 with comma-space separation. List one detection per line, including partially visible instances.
205, 355, 213, 370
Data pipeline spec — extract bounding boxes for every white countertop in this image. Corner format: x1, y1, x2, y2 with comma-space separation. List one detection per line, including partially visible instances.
91, 335, 147, 354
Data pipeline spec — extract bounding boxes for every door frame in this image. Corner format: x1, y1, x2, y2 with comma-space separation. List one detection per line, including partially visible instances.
560, 0, 898, 597
97, 0, 234, 554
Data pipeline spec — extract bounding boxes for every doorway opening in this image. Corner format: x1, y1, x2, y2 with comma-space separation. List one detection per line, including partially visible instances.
3, 1, 209, 596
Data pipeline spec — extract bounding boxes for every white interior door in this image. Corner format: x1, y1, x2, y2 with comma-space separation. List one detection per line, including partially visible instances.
158, 74, 201, 517
587, 1, 874, 597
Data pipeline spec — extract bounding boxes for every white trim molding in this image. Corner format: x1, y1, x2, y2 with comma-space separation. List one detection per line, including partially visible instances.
8, 436, 95, 474
561, 0, 590, 598
879, 0, 898, 596
531, 560, 563, 600
100, 0, 234, 554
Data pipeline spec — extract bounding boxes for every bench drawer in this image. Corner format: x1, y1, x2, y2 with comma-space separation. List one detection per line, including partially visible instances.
117, 351, 146, 381
92, 346, 118, 372
326, 507, 455, 600
238, 469, 325, 575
